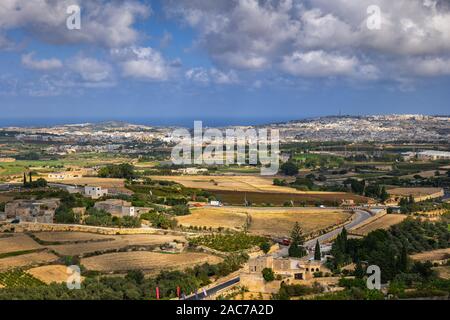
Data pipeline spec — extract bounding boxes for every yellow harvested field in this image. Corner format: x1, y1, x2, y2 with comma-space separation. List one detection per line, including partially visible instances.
46, 177, 125, 188
32, 232, 114, 243
0, 234, 42, 255
434, 266, 450, 280
177, 207, 351, 237
81, 251, 222, 272
247, 208, 351, 237
177, 208, 248, 231
351, 214, 407, 236
149, 175, 344, 194
27, 265, 81, 285
0, 251, 58, 272
47, 234, 186, 256
387, 187, 444, 197
411, 248, 450, 262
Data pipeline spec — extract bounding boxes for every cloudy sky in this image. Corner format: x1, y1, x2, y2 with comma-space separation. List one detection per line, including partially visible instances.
1, 0, 450, 125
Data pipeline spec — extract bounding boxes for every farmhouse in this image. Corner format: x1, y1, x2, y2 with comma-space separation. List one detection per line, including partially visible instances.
248, 255, 322, 281
94, 199, 135, 217
84, 186, 108, 199
387, 187, 444, 204
5, 199, 60, 223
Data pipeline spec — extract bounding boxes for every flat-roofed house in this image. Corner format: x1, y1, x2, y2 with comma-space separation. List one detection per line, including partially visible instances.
84, 186, 108, 199
5, 198, 60, 223
94, 199, 135, 217
248, 255, 322, 281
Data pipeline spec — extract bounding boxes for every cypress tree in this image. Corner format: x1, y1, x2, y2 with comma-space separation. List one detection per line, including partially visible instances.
23, 172, 27, 185
29, 172, 32, 183
314, 240, 321, 261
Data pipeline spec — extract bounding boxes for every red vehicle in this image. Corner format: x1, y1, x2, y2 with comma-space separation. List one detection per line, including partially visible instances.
281, 238, 291, 246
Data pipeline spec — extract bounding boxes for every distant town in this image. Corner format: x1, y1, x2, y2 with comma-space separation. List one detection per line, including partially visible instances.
0, 114, 449, 301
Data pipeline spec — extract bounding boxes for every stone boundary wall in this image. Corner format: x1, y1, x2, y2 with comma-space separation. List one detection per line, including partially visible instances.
0, 222, 191, 237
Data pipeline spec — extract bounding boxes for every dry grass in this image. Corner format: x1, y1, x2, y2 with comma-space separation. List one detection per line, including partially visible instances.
178, 207, 350, 237
247, 208, 351, 237
149, 175, 344, 194
27, 265, 81, 285
81, 251, 222, 273
177, 208, 248, 231
351, 214, 407, 236
434, 266, 450, 280
0, 234, 42, 255
387, 187, 443, 197
0, 251, 58, 272
32, 232, 113, 243
47, 234, 186, 256
411, 248, 450, 262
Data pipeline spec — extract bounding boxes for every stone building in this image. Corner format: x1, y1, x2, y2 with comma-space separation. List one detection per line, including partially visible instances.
248, 255, 322, 281
94, 199, 135, 217
5, 198, 60, 223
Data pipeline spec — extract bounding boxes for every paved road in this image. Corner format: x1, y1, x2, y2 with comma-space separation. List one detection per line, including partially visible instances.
275, 209, 375, 257
304, 209, 373, 249
184, 277, 240, 300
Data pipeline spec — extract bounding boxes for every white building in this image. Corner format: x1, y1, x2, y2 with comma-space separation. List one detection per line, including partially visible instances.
417, 150, 450, 161
84, 186, 108, 199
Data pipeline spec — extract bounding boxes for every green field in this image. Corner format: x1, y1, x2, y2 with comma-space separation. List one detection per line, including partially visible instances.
0, 269, 45, 288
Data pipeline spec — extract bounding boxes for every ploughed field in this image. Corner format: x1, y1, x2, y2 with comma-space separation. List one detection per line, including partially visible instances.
176, 207, 352, 237
211, 190, 368, 206
81, 251, 222, 273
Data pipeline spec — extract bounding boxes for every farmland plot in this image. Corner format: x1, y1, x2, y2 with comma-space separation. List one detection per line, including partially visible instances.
81, 251, 222, 273
0, 234, 42, 255
0, 251, 58, 272
47, 234, 186, 256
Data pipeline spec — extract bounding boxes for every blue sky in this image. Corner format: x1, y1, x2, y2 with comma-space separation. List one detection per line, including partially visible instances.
1, 0, 450, 125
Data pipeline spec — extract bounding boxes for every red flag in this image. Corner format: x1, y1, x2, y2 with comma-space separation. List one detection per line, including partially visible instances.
156, 287, 160, 300
176, 286, 181, 298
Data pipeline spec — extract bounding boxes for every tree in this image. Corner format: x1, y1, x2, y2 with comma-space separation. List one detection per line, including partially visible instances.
354, 262, 365, 279
262, 268, 275, 282
29, 171, 33, 183
398, 245, 409, 273
125, 270, 145, 285
314, 240, 321, 261
259, 241, 271, 254
23, 172, 27, 185
280, 161, 299, 176
290, 222, 305, 245
289, 222, 306, 258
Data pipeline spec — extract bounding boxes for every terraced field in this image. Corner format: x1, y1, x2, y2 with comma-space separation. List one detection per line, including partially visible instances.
81, 251, 222, 273
32, 232, 114, 243
27, 265, 78, 285
0, 251, 59, 272
0, 234, 42, 255
46, 234, 186, 256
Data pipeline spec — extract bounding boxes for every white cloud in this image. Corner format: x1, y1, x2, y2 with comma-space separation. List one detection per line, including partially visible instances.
21, 52, 63, 71
0, 0, 149, 48
185, 67, 238, 84
69, 56, 113, 82
111, 47, 172, 81
165, 0, 450, 81
407, 57, 450, 76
